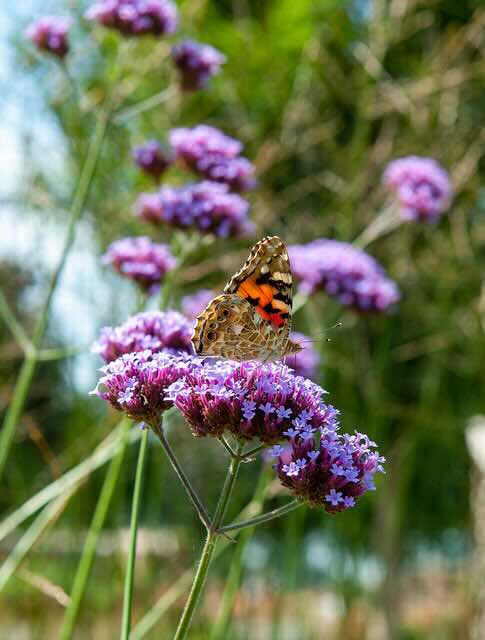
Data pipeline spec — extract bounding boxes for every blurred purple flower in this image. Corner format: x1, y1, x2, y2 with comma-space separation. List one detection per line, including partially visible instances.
91, 350, 199, 424
275, 428, 385, 513
181, 289, 214, 320
92, 310, 193, 363
283, 332, 321, 380
135, 181, 254, 238
170, 125, 242, 161
132, 140, 173, 181
26, 16, 71, 58
169, 125, 255, 191
102, 236, 176, 294
166, 360, 338, 442
172, 39, 225, 91
383, 156, 452, 222
289, 239, 400, 313
85, 0, 178, 37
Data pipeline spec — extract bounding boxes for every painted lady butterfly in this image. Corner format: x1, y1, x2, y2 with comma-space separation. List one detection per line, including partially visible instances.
192, 236, 302, 361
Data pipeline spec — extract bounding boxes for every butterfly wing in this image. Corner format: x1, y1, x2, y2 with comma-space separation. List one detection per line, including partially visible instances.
224, 236, 293, 345
192, 236, 295, 360
192, 294, 279, 360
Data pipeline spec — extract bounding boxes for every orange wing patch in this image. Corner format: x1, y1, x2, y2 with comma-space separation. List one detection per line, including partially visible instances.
236, 277, 289, 329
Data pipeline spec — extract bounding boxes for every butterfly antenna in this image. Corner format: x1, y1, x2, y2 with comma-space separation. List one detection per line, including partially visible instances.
295, 322, 343, 345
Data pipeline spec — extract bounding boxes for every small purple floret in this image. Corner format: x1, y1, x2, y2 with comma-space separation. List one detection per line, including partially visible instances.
102, 236, 176, 294
92, 310, 193, 363
26, 16, 71, 58
289, 239, 400, 313
135, 181, 254, 238
85, 0, 178, 37
169, 125, 255, 191
166, 360, 338, 442
132, 140, 173, 181
91, 350, 200, 424
172, 39, 225, 91
383, 156, 452, 222
275, 428, 385, 514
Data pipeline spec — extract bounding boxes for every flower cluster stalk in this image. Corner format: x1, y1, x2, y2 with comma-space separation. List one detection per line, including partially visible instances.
173, 442, 244, 640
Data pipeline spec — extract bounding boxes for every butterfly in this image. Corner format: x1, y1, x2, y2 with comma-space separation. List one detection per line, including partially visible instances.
192, 236, 302, 361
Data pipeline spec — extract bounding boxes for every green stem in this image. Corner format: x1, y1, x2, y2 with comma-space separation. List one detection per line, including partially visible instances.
0, 420, 139, 544
241, 443, 265, 459
113, 87, 176, 123
218, 435, 237, 458
219, 499, 302, 533
151, 420, 211, 530
0, 289, 33, 354
120, 428, 149, 640
173, 443, 244, 640
131, 466, 272, 640
0, 104, 111, 482
59, 419, 131, 640
209, 466, 272, 640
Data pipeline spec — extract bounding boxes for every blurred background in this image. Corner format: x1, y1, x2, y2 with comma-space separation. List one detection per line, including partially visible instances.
1, 0, 485, 638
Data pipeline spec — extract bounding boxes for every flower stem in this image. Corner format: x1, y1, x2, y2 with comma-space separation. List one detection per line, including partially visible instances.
59, 419, 131, 640
219, 498, 302, 533
353, 204, 402, 248
113, 87, 176, 123
151, 420, 211, 530
0, 103, 111, 482
209, 466, 272, 640
120, 428, 149, 640
0, 289, 33, 354
173, 442, 244, 640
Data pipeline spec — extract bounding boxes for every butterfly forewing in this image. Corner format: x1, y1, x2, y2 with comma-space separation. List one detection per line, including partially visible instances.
192, 236, 296, 361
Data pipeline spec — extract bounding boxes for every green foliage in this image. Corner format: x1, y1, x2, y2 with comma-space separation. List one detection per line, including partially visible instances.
1, 0, 485, 636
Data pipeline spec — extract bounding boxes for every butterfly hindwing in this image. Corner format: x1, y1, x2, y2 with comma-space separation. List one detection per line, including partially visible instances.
192, 236, 299, 361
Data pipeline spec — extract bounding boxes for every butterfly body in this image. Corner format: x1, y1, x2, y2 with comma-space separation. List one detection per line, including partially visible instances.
192, 236, 301, 362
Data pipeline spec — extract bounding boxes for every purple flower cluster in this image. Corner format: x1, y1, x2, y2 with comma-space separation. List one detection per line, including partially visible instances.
26, 17, 71, 58
273, 429, 385, 513
132, 140, 173, 181
172, 39, 225, 91
181, 289, 214, 320
169, 125, 255, 192
135, 181, 254, 238
283, 333, 321, 380
383, 156, 452, 222
85, 0, 178, 37
166, 360, 337, 442
92, 311, 193, 363
92, 350, 198, 424
102, 236, 175, 294
289, 240, 400, 313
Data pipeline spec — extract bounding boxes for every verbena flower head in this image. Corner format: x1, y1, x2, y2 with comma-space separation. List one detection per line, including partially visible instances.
166, 360, 338, 442
85, 0, 178, 37
170, 125, 242, 162
26, 16, 71, 58
383, 156, 452, 222
283, 332, 321, 380
289, 239, 399, 313
172, 39, 225, 91
274, 428, 385, 513
181, 289, 214, 320
132, 140, 173, 181
135, 181, 254, 238
92, 311, 193, 363
91, 350, 198, 424
169, 125, 255, 191
102, 236, 176, 294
